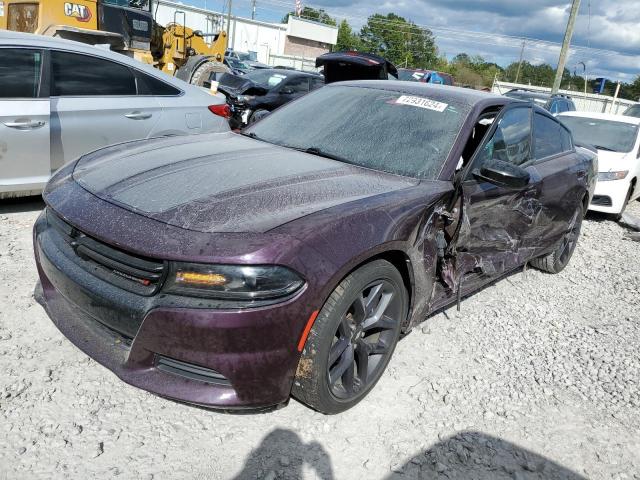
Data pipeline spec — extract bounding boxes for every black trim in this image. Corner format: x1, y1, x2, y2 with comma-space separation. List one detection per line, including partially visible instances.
155, 355, 231, 386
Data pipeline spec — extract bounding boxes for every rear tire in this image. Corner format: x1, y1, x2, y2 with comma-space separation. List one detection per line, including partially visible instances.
248, 109, 270, 125
189, 61, 229, 87
292, 260, 408, 414
530, 204, 583, 274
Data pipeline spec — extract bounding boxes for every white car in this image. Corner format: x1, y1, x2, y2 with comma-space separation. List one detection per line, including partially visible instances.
0, 31, 230, 198
559, 112, 640, 217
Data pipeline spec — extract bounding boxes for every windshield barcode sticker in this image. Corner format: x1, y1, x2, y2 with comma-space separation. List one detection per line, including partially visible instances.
395, 95, 448, 112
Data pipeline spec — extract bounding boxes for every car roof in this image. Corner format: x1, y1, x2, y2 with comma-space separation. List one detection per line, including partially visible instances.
0, 30, 192, 91
558, 111, 640, 125
330, 80, 503, 106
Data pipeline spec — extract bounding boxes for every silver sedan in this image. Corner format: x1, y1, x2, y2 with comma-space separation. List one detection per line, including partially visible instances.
0, 31, 230, 198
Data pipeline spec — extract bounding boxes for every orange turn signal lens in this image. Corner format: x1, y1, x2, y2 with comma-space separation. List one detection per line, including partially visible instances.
175, 271, 228, 287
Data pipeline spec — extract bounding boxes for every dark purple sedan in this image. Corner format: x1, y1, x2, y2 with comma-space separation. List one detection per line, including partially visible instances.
34, 82, 597, 414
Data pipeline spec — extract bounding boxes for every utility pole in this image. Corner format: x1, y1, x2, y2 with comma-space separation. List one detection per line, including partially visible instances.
251, 0, 256, 20
514, 40, 526, 84
552, 0, 582, 94
226, 0, 233, 34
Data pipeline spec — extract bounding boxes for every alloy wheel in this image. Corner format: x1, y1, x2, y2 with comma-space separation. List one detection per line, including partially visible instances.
327, 280, 403, 400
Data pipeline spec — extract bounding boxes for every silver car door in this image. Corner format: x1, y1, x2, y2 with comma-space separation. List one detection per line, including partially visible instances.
0, 47, 51, 196
49, 50, 162, 169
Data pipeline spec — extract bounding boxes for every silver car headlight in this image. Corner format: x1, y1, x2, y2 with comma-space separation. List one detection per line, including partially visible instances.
164, 263, 304, 300
598, 171, 628, 181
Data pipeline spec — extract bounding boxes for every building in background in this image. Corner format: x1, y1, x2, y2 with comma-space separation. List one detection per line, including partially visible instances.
153, 1, 337, 69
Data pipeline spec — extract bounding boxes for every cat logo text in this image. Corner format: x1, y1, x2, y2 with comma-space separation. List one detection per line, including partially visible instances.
64, 3, 92, 22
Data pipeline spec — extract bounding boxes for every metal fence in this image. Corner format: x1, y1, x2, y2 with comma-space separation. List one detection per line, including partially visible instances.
492, 81, 637, 114
267, 54, 319, 72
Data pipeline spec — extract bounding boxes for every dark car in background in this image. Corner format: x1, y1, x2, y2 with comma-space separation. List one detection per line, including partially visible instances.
218, 68, 324, 128
398, 68, 454, 85
34, 82, 596, 414
504, 89, 576, 114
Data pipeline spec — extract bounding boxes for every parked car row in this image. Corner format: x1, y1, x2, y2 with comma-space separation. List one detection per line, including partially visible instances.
3, 32, 636, 415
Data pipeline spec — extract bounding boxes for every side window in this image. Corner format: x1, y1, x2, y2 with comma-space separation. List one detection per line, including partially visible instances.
567, 100, 576, 112
134, 70, 182, 96
474, 107, 532, 168
51, 51, 137, 96
284, 77, 310, 93
0, 48, 42, 98
533, 113, 569, 160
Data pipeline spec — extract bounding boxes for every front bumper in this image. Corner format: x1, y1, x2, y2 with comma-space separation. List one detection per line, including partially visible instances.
33, 213, 310, 411
589, 178, 630, 214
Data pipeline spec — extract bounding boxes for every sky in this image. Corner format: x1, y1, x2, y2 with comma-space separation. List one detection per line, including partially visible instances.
184, 0, 640, 82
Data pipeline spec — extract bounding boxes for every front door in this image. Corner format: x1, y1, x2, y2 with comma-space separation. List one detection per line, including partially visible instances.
0, 48, 51, 195
456, 105, 542, 280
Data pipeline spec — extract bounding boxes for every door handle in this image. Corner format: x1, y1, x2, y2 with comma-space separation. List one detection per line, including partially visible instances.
3, 120, 46, 130
125, 111, 152, 120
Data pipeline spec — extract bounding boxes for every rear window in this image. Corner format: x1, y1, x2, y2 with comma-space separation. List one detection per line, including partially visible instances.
51, 51, 137, 96
135, 70, 181, 96
0, 48, 42, 98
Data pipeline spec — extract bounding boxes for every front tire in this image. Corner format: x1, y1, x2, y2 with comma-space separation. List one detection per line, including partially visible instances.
292, 260, 408, 414
530, 204, 583, 274
189, 61, 229, 87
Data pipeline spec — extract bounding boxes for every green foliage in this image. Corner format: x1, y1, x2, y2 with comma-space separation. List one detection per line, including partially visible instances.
282, 7, 337, 26
334, 19, 361, 52
358, 13, 437, 68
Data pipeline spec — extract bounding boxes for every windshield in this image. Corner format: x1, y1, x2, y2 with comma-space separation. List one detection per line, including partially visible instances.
246, 85, 470, 179
243, 70, 288, 88
624, 105, 640, 118
559, 116, 638, 153
103, 0, 150, 11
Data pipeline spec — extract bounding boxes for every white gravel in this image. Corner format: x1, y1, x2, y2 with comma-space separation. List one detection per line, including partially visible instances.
1, 198, 639, 480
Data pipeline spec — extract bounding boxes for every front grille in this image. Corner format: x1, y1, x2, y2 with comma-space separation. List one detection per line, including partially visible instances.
47, 209, 166, 296
156, 355, 231, 386
591, 195, 613, 207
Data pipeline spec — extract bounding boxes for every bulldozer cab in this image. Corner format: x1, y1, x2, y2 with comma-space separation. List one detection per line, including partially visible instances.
1, 0, 153, 52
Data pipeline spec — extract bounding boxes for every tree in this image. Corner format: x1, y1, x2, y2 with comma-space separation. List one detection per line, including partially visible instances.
334, 19, 360, 51
358, 13, 437, 68
282, 7, 336, 26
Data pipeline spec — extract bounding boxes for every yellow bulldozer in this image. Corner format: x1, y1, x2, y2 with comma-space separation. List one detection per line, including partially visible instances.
0, 0, 229, 85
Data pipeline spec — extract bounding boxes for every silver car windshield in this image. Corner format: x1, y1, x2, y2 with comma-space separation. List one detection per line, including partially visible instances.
559, 117, 638, 153
246, 85, 470, 179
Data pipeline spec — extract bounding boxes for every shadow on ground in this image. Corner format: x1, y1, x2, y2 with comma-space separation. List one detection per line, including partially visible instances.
0, 195, 45, 214
227, 429, 586, 480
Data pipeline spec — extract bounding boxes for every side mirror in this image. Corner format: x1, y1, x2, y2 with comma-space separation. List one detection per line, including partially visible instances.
473, 159, 530, 189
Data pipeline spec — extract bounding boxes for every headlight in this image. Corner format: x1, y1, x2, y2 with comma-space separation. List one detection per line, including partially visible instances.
164, 263, 304, 300
236, 95, 256, 104
598, 171, 628, 181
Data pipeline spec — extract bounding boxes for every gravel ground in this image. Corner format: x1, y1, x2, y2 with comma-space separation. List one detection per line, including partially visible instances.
1, 198, 639, 480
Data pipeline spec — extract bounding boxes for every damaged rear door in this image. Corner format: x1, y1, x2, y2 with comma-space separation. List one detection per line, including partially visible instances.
454, 105, 542, 283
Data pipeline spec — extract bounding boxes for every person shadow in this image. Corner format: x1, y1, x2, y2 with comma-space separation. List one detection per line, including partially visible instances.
231, 429, 586, 480
231, 428, 334, 480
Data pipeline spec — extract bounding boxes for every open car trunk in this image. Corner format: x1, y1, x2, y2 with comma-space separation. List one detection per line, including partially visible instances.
316, 51, 398, 84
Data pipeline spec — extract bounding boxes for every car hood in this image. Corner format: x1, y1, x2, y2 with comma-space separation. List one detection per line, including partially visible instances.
72, 133, 419, 233
596, 149, 634, 173
218, 73, 268, 97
